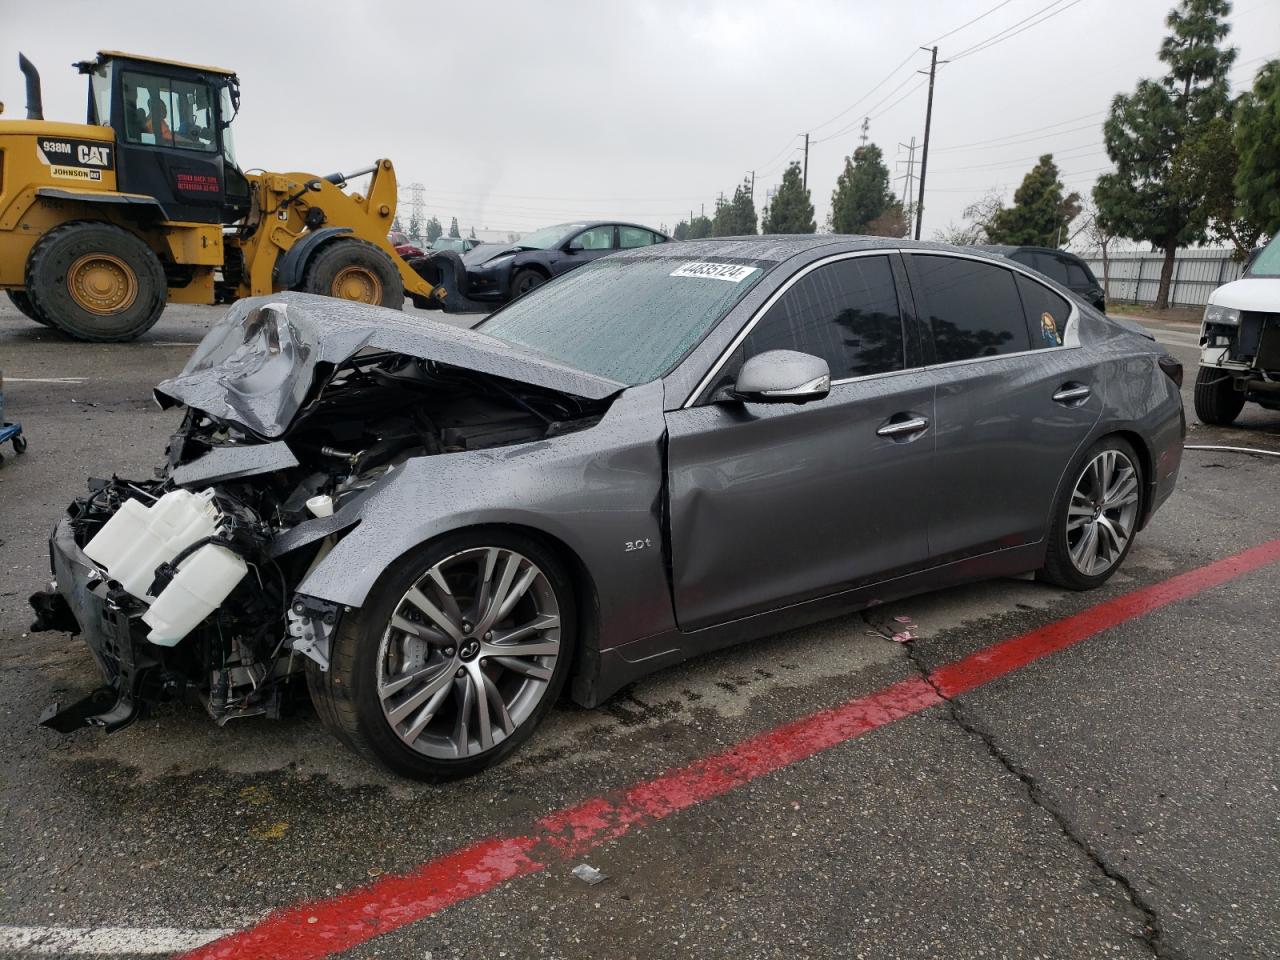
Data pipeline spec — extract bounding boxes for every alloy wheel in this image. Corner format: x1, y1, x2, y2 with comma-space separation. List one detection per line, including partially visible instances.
1066, 449, 1140, 576
375, 547, 561, 759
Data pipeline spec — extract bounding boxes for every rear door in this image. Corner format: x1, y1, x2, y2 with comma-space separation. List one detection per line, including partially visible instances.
904, 253, 1101, 562
665, 252, 935, 630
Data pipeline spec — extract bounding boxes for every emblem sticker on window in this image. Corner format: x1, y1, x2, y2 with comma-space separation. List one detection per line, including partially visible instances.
1041, 311, 1062, 346
669, 262, 757, 282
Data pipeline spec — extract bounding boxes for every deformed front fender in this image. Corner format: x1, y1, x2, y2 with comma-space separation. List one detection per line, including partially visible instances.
296, 380, 676, 652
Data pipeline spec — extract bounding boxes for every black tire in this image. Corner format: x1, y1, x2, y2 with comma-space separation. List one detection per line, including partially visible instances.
11, 435, 26, 454
1193, 366, 1245, 426
25, 221, 167, 342
306, 528, 576, 780
6, 290, 51, 326
1039, 435, 1144, 591
509, 268, 546, 301
301, 239, 404, 309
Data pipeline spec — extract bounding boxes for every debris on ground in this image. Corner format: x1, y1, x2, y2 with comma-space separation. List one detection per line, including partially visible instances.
571, 863, 607, 885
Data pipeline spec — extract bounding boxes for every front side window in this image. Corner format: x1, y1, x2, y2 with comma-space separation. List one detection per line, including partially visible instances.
1016, 274, 1072, 348
89, 63, 113, 126
479, 256, 767, 385
739, 255, 905, 381
573, 226, 615, 250
121, 71, 216, 152
914, 255, 1030, 363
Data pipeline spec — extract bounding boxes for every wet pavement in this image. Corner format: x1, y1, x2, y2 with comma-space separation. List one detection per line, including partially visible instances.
0, 303, 1277, 960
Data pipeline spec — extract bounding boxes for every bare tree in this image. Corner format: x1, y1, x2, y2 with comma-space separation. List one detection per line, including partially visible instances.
1077, 199, 1118, 303
932, 189, 1004, 245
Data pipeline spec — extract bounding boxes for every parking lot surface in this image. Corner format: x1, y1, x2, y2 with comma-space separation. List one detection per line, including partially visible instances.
1, 303, 1277, 960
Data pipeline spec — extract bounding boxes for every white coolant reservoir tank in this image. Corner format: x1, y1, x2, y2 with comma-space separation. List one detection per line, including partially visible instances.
143, 543, 248, 646
84, 488, 221, 599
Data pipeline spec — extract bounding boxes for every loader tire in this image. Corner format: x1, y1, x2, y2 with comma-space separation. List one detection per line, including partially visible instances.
6, 290, 51, 326
1193, 366, 1246, 426
302, 239, 404, 309
25, 221, 167, 342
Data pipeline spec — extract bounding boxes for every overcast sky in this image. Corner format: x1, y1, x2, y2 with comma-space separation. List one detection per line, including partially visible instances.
3, 0, 1277, 243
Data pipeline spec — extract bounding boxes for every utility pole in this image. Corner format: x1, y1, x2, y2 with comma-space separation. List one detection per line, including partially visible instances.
914, 46, 938, 241
802, 133, 810, 190
859, 116, 869, 146
749, 170, 755, 203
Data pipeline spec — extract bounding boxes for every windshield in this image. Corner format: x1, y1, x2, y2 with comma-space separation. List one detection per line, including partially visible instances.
514, 223, 586, 250
478, 256, 768, 385
1247, 234, 1280, 278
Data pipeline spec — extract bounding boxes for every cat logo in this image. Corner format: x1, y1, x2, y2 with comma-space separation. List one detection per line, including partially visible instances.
36, 137, 114, 172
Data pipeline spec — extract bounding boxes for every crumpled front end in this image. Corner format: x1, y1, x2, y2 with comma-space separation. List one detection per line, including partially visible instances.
30, 296, 614, 735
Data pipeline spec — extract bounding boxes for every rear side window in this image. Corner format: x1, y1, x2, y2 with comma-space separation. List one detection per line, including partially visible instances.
741, 255, 905, 380
1065, 261, 1091, 287
1016, 274, 1072, 348
619, 227, 660, 249
913, 255, 1030, 363
1024, 252, 1068, 284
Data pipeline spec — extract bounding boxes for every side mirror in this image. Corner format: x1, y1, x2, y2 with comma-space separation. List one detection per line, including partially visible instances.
566, 239, 585, 252
729, 350, 831, 404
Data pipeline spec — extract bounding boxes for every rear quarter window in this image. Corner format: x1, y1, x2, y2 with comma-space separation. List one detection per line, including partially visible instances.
1016, 274, 1072, 348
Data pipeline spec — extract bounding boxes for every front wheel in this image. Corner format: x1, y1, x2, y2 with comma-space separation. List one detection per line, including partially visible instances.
1193, 366, 1245, 426
509, 268, 546, 301
307, 530, 575, 780
301, 238, 404, 309
1039, 437, 1143, 590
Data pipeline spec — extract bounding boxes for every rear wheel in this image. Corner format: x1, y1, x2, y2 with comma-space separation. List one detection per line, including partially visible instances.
1040, 436, 1143, 590
1193, 366, 1245, 426
301, 239, 404, 309
6, 290, 51, 326
307, 529, 575, 780
509, 268, 546, 300
25, 222, 167, 342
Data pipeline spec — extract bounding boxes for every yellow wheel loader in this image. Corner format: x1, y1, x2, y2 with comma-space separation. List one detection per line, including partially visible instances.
0, 51, 452, 342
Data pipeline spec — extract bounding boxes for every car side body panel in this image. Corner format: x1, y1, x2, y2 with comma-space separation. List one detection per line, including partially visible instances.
296, 380, 678, 655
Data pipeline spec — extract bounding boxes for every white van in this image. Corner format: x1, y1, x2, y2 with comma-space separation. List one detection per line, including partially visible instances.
1195, 234, 1280, 424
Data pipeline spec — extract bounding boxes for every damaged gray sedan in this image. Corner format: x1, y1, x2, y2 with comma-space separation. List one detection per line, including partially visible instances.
32, 237, 1185, 779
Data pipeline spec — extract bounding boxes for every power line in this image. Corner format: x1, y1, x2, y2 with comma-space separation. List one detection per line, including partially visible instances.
931, 114, 1107, 152
869, 76, 929, 121
930, 144, 1105, 174
924, 0, 1020, 45
950, 0, 1089, 62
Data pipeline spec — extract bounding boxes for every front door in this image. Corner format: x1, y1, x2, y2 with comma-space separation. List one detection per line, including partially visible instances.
904, 253, 1102, 561
666, 253, 935, 630
555, 225, 617, 277
114, 67, 227, 223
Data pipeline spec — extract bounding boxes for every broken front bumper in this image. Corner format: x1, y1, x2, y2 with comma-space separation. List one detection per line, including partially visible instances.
30, 517, 153, 732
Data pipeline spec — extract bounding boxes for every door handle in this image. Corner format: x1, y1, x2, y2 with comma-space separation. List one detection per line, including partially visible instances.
1052, 384, 1091, 404
877, 416, 929, 438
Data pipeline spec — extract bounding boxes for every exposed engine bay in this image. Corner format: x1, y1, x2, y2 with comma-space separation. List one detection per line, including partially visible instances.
31, 296, 614, 732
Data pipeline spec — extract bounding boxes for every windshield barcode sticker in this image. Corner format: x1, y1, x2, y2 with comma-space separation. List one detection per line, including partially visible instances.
670, 262, 757, 282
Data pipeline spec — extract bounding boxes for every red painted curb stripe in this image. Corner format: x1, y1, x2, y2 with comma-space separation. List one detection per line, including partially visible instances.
181, 538, 1280, 960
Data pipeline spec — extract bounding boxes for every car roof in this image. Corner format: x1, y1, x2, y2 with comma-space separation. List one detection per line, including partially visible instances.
976, 243, 1088, 261
612, 234, 1032, 266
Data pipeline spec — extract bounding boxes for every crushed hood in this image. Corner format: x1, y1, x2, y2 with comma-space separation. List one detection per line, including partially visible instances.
463, 242, 522, 266
154, 293, 624, 438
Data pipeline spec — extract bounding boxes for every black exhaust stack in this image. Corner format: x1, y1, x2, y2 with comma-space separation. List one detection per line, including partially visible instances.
18, 53, 43, 121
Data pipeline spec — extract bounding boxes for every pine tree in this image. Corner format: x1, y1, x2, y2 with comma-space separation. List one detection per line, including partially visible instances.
425, 216, 443, 243
730, 178, 758, 235
761, 162, 816, 233
687, 215, 713, 239
1233, 59, 1280, 236
1094, 0, 1236, 309
448, 217, 461, 239
829, 144, 894, 234
987, 155, 1081, 247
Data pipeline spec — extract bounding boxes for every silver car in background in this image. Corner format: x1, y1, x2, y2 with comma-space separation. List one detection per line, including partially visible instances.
34, 237, 1185, 780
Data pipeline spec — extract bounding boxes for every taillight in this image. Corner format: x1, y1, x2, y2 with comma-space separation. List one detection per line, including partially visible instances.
1158, 354, 1183, 388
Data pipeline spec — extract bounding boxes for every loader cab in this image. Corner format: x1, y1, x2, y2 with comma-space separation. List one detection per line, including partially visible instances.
78, 52, 251, 224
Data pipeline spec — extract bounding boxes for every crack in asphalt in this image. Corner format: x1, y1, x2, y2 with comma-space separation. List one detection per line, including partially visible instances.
859, 611, 1172, 959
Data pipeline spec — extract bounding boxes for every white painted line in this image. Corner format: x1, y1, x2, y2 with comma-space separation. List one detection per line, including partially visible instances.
0, 926, 232, 955
1155, 332, 1202, 347
5, 377, 87, 384
151, 341, 200, 347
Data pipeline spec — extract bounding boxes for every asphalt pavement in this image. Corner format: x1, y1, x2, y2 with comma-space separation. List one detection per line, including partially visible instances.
0, 302, 1277, 960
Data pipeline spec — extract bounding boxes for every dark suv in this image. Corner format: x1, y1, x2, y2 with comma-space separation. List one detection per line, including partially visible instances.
977, 245, 1106, 312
